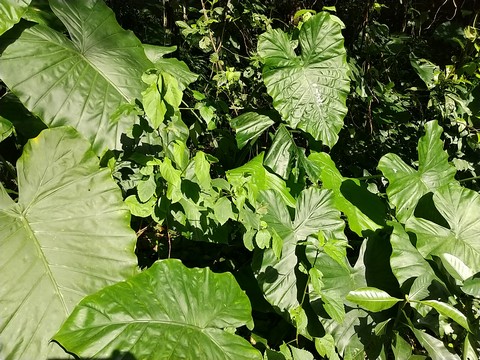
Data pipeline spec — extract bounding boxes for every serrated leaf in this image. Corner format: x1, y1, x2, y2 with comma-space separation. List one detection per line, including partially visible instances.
418, 300, 470, 332
54, 259, 262, 360
406, 184, 480, 274
346, 287, 401, 312
0, 0, 152, 153
378, 121, 456, 222
0, 0, 31, 35
0, 127, 137, 360
310, 152, 385, 235
230, 112, 274, 149
258, 12, 350, 147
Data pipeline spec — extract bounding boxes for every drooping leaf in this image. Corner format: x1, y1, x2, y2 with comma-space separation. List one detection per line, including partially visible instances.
346, 287, 401, 312
230, 112, 274, 149
153, 57, 198, 90
410, 327, 461, 360
406, 184, 480, 274
54, 259, 261, 360
0, 127, 137, 360
309, 152, 386, 235
417, 300, 470, 332
0, 0, 152, 153
378, 121, 456, 222
257, 12, 350, 147
264, 125, 296, 179
0, 0, 31, 35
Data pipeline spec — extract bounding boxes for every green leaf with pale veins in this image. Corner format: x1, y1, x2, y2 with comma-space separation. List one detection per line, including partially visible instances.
346, 287, 401, 312
230, 112, 274, 149
258, 12, 350, 147
0, 127, 137, 360
0, 0, 31, 35
406, 184, 480, 274
378, 120, 456, 222
0, 0, 152, 153
54, 259, 262, 360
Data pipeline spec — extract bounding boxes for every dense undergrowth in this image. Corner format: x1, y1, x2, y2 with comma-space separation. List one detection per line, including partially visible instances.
1, 1, 480, 359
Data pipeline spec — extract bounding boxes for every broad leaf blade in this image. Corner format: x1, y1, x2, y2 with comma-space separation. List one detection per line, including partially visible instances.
264, 124, 295, 179
0, 0, 152, 153
346, 287, 401, 312
378, 121, 456, 222
0, 0, 31, 35
230, 112, 274, 149
258, 12, 350, 148
407, 184, 480, 274
54, 259, 262, 360
418, 300, 470, 332
0, 127, 137, 360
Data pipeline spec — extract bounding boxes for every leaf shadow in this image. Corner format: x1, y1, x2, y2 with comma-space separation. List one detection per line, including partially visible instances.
48, 349, 137, 360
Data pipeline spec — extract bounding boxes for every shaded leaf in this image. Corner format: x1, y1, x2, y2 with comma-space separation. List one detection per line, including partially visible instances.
0, 127, 137, 360
411, 327, 461, 360
54, 259, 261, 360
378, 121, 456, 222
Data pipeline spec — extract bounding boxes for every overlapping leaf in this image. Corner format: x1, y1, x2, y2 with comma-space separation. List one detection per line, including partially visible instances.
0, 0, 152, 153
0, 127, 137, 360
407, 184, 480, 274
0, 0, 31, 35
378, 120, 456, 222
257, 12, 350, 147
54, 259, 262, 360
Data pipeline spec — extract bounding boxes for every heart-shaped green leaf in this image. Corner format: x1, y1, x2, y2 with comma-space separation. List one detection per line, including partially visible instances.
258, 12, 350, 148
378, 120, 456, 222
0, 0, 152, 153
54, 259, 262, 360
0, 127, 137, 360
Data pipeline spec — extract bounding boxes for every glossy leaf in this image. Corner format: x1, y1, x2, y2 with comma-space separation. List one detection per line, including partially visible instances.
264, 125, 296, 179
0, 116, 14, 142
346, 287, 401, 312
258, 12, 350, 147
407, 184, 480, 274
54, 259, 261, 360
0, 127, 137, 360
310, 152, 386, 235
0, 0, 31, 35
411, 327, 461, 360
378, 121, 456, 222
230, 112, 274, 149
439, 253, 474, 282
418, 300, 470, 332
0, 0, 152, 153
462, 278, 480, 298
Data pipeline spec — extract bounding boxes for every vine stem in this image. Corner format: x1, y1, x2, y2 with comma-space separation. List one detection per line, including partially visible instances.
459, 175, 480, 183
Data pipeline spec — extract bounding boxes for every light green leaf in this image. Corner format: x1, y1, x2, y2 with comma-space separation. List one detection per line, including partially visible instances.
153, 57, 198, 90
258, 12, 350, 147
143, 44, 177, 62
389, 221, 437, 287
417, 300, 470, 332
0, 127, 137, 360
230, 112, 274, 149
125, 194, 156, 218
0, 116, 14, 142
392, 332, 412, 360
0, 0, 31, 35
194, 150, 211, 190
142, 72, 167, 129
407, 184, 480, 274
137, 175, 157, 202
213, 196, 235, 225
310, 152, 386, 235
159, 157, 182, 203
462, 278, 480, 298
378, 120, 456, 222
411, 327, 461, 360
289, 345, 314, 360
346, 287, 401, 312
54, 259, 262, 360
264, 125, 295, 179
439, 253, 474, 282
315, 334, 341, 360
0, 0, 152, 153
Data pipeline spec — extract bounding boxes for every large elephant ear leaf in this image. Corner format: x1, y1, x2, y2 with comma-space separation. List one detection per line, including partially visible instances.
54, 259, 262, 360
0, 0, 31, 35
257, 12, 350, 148
0, 127, 137, 360
0, 0, 152, 154
378, 120, 456, 222
407, 184, 480, 274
